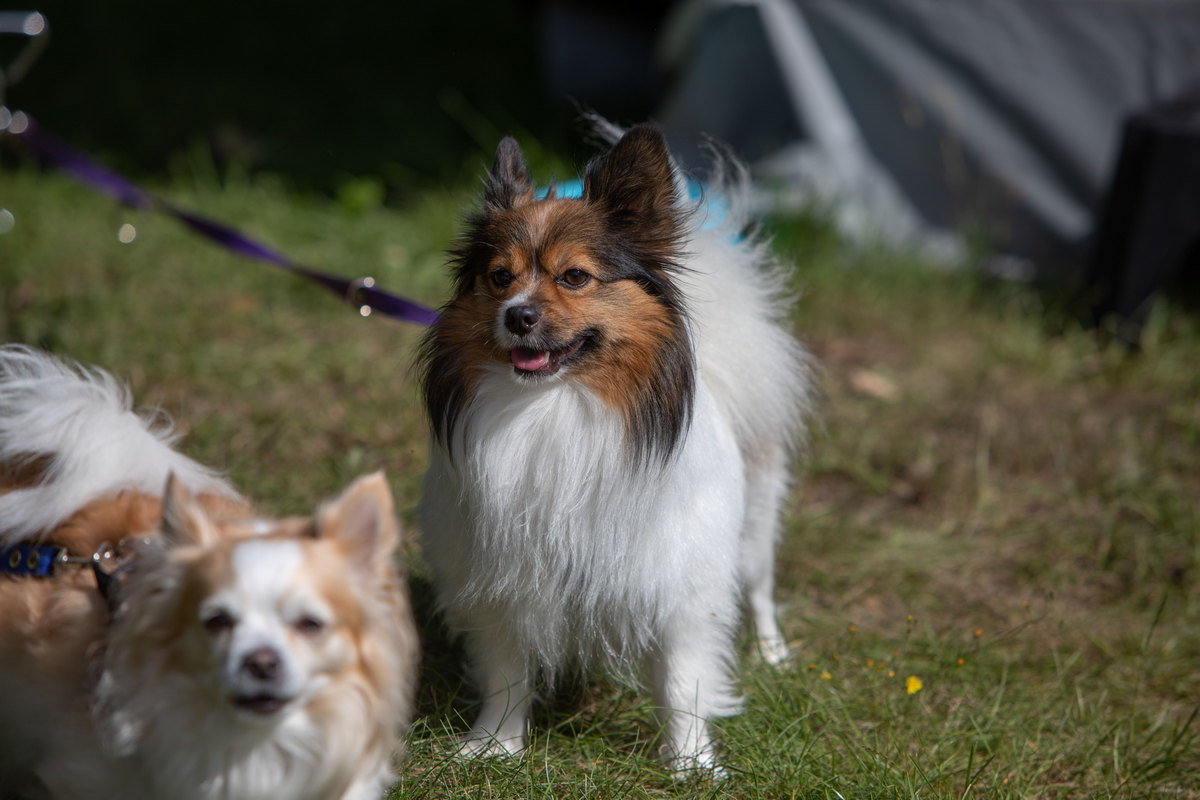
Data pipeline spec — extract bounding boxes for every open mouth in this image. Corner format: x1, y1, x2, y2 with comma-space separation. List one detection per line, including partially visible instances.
234, 693, 292, 717
510, 336, 588, 377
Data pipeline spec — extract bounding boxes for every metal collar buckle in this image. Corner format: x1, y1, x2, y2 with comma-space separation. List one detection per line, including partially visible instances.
1, 541, 134, 613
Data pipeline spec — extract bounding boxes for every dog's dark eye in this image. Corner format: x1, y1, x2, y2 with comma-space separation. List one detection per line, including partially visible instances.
203, 610, 235, 635
294, 615, 326, 636
489, 268, 515, 289
559, 268, 591, 288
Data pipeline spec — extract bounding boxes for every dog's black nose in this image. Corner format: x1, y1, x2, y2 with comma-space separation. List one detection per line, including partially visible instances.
505, 304, 541, 334
242, 647, 281, 681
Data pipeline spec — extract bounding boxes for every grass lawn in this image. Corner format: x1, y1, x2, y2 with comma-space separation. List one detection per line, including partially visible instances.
1, 153, 1197, 798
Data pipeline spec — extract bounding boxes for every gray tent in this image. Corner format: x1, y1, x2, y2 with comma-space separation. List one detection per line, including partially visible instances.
548, 0, 1200, 277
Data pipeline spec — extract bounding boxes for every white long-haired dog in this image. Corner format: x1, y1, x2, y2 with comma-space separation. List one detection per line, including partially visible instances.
417, 122, 811, 773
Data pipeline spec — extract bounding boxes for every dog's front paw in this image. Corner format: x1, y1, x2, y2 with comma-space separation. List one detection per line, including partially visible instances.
658, 729, 727, 781
667, 750, 728, 781
457, 730, 527, 759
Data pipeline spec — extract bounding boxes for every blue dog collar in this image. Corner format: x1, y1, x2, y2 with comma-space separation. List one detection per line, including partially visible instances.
0, 541, 132, 613
1, 543, 66, 577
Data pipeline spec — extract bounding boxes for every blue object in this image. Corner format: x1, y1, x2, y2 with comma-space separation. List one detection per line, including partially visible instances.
1, 544, 63, 578
546, 178, 732, 232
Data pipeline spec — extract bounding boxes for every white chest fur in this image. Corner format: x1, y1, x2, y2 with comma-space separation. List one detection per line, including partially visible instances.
419, 367, 745, 670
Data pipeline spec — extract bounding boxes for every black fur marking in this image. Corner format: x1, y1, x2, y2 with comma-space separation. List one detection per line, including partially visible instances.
417, 328, 471, 453
582, 125, 695, 464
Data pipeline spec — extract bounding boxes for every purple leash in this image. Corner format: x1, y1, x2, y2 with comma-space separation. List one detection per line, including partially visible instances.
5, 112, 440, 326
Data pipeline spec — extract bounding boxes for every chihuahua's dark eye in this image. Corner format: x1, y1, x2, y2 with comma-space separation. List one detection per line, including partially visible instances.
489, 268, 515, 289
559, 268, 591, 288
294, 615, 326, 636
203, 610, 236, 636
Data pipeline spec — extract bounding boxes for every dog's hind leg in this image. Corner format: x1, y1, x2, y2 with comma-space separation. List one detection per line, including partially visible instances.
740, 443, 792, 665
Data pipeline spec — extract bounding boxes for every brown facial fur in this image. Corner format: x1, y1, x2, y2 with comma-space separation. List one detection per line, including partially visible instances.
421, 125, 696, 463
463, 198, 684, 407
153, 534, 367, 681
134, 472, 414, 727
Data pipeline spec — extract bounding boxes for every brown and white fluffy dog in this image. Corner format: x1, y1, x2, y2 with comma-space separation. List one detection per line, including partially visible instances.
0, 346, 419, 800
417, 123, 811, 773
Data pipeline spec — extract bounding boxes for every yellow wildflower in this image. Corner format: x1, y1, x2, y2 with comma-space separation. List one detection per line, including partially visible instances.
906, 675, 923, 695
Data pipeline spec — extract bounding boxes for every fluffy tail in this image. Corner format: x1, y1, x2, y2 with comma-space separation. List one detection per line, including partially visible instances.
0, 345, 238, 543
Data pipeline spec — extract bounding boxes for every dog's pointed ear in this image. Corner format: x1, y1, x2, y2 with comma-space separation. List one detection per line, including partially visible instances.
583, 124, 679, 228
160, 473, 219, 548
484, 136, 535, 212
316, 471, 399, 575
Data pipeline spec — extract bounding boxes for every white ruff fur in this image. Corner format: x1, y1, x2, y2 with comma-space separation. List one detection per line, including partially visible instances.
425, 371, 745, 679
92, 665, 390, 800
419, 150, 812, 772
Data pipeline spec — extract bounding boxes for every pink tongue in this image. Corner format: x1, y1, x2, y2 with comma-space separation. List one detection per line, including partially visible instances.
512, 348, 550, 371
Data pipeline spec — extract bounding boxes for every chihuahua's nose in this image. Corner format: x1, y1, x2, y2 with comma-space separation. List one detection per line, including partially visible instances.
505, 304, 541, 335
242, 647, 281, 681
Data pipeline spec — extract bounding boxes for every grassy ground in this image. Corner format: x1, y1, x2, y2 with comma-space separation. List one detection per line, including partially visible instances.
2, 155, 1198, 799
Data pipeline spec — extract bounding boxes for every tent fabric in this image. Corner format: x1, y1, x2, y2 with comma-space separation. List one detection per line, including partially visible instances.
655, 0, 1200, 272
